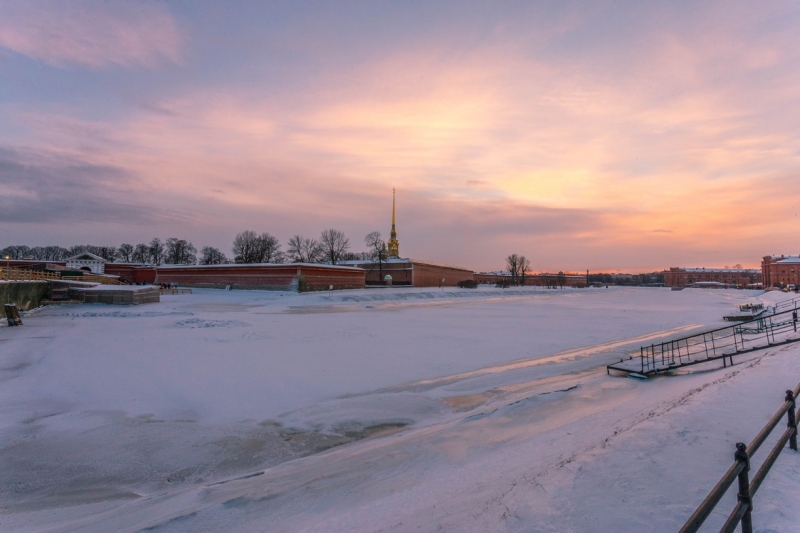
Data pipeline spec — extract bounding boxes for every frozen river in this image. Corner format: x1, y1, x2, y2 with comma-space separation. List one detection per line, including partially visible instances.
1, 286, 798, 532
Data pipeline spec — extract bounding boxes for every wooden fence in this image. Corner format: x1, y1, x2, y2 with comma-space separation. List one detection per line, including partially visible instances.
0, 268, 61, 281
61, 275, 123, 285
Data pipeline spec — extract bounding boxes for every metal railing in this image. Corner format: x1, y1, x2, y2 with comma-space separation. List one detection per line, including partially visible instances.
638, 307, 800, 374
679, 384, 799, 533
0, 267, 61, 281
773, 295, 800, 313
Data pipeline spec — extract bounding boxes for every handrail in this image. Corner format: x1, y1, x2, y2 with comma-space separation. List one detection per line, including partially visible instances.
678, 382, 800, 533
773, 295, 800, 313
637, 307, 800, 374
0, 267, 61, 281
61, 275, 123, 285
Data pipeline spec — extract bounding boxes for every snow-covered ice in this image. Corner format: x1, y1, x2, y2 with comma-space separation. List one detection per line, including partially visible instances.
1, 286, 798, 532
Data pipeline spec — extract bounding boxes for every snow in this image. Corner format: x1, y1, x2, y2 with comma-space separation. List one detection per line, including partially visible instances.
1, 286, 799, 532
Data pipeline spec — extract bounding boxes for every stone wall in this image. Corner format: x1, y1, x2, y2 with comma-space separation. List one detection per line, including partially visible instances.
0, 282, 48, 311
155, 264, 365, 291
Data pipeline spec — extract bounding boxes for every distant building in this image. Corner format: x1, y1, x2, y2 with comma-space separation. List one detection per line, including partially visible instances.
474, 271, 586, 287
761, 255, 800, 288
344, 190, 474, 287
65, 252, 107, 274
663, 267, 762, 288
104, 263, 157, 284
346, 257, 474, 287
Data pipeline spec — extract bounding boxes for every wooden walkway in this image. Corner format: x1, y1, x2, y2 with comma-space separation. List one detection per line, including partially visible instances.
608, 307, 800, 377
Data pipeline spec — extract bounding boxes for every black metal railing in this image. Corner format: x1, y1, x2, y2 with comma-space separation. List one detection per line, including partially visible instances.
637, 307, 800, 374
679, 384, 799, 533
773, 295, 800, 313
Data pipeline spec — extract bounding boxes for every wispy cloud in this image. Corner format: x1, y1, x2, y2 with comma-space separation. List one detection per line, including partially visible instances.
0, 0, 183, 68
0, 146, 175, 223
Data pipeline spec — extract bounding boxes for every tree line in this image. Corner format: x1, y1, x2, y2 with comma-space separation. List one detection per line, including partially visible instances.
588, 272, 665, 285
2, 229, 389, 266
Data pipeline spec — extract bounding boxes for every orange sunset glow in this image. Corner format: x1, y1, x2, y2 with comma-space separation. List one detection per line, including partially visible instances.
2, 1, 800, 271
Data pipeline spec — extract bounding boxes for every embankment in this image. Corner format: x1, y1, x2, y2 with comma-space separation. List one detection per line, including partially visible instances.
0, 281, 48, 311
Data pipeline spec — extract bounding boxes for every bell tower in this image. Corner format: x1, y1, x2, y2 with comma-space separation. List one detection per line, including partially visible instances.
386, 188, 399, 257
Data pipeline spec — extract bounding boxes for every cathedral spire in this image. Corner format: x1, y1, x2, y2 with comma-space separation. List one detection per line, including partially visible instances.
387, 188, 399, 257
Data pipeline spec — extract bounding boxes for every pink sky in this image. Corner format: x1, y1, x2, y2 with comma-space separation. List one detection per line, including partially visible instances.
1, 1, 799, 271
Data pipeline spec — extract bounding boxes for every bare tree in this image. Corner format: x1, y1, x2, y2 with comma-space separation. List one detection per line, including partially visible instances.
506, 254, 520, 286
165, 238, 197, 264
68, 245, 95, 257
46, 246, 70, 260
233, 231, 282, 263
341, 251, 372, 261
148, 238, 165, 264
286, 235, 322, 263
95, 246, 118, 261
504, 254, 530, 286
118, 243, 134, 262
258, 233, 282, 263
200, 246, 228, 265
364, 231, 386, 280
233, 230, 258, 263
519, 255, 530, 286
29, 246, 69, 261
66, 245, 117, 261
132, 243, 149, 263
0, 245, 31, 259
364, 231, 385, 259
320, 229, 350, 265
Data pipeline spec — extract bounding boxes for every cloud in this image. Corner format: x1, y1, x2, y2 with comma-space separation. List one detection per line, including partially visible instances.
0, 0, 183, 68
0, 146, 173, 223
3, 2, 800, 270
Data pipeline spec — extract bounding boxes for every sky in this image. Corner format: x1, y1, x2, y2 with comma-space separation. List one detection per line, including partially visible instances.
1, 0, 799, 272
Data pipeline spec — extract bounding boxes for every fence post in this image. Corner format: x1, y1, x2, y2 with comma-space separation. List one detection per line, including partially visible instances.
640, 346, 644, 373
735, 442, 753, 533
787, 390, 798, 452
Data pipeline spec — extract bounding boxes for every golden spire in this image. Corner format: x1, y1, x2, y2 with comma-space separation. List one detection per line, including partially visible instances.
387, 188, 399, 257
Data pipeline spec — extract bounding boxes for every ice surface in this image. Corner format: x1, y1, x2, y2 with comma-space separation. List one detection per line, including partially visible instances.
1, 286, 798, 532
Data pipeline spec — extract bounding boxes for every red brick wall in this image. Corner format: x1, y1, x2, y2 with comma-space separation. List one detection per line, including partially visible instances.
663, 268, 686, 287
155, 264, 364, 291
299, 266, 367, 291
359, 261, 414, 285
412, 262, 474, 287
351, 260, 473, 287
762, 256, 800, 288
664, 267, 762, 288
105, 264, 157, 284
